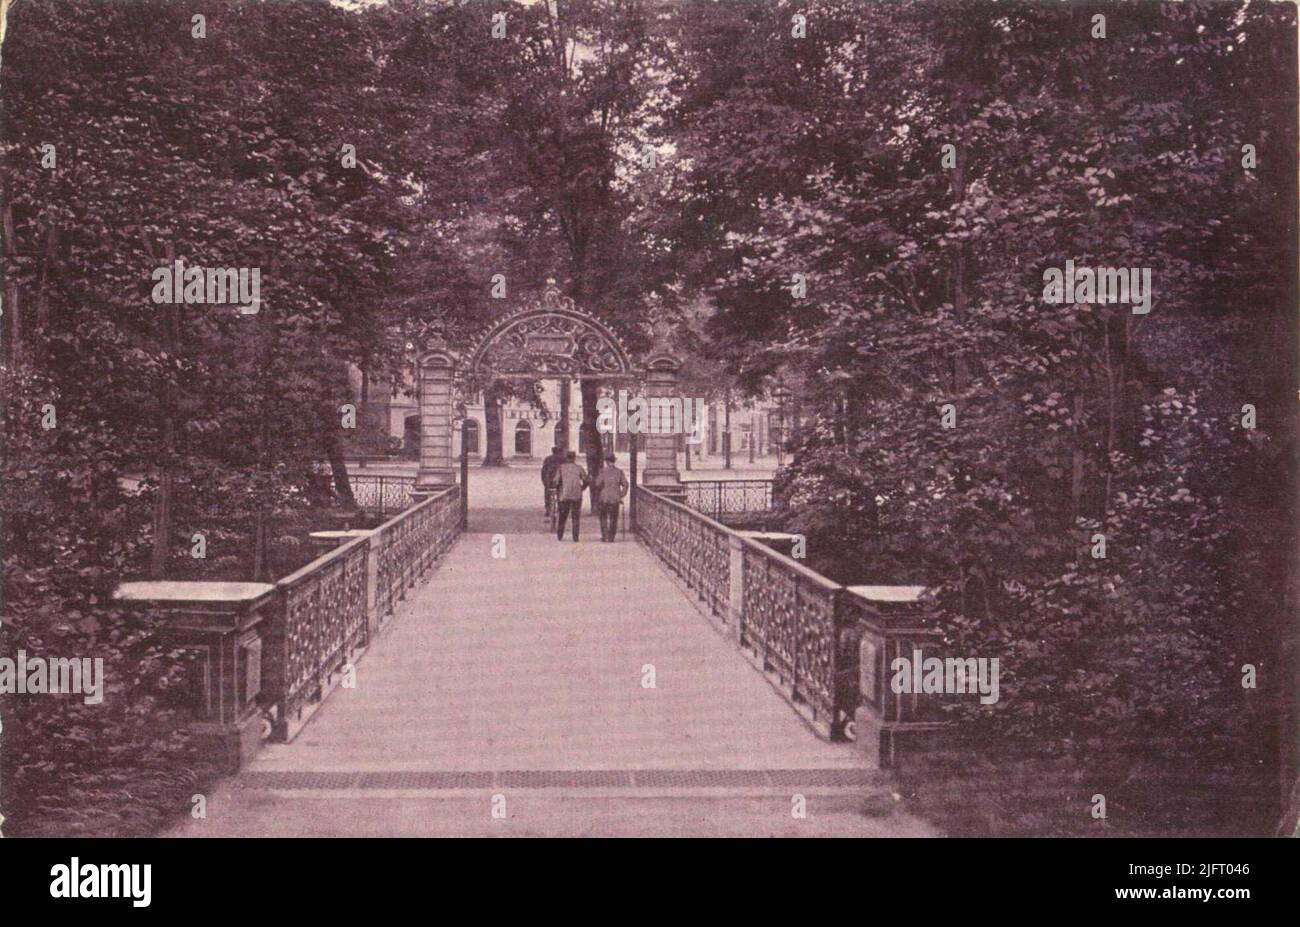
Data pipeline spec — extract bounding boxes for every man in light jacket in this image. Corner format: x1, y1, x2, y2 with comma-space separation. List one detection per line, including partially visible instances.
552, 451, 589, 542
592, 453, 629, 542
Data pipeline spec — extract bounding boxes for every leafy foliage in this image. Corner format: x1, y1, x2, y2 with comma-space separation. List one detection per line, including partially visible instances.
0, 0, 1293, 836
661, 0, 1295, 831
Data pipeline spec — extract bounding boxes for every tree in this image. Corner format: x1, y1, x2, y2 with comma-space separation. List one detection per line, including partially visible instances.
659, 0, 1296, 830
0, 0, 498, 833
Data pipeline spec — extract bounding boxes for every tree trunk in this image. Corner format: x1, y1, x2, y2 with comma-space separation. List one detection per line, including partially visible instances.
1118, 314, 1136, 454
3, 280, 19, 364
249, 251, 289, 580
149, 444, 174, 579
2, 202, 19, 363
252, 511, 268, 581
483, 384, 507, 466
723, 387, 732, 469
950, 147, 971, 391
580, 379, 603, 512
325, 428, 356, 508
1102, 317, 1118, 515
1070, 391, 1085, 526
149, 296, 179, 579
558, 377, 571, 451
35, 218, 59, 330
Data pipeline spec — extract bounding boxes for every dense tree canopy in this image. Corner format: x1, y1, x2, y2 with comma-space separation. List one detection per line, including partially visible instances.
1, 0, 1295, 835
657, 0, 1296, 829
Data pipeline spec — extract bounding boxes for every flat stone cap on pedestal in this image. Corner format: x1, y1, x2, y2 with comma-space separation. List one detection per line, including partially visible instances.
114, 581, 276, 604
308, 530, 373, 540
847, 585, 930, 603
739, 531, 803, 542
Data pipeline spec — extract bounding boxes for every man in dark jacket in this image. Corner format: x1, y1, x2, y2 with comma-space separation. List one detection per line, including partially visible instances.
540, 445, 564, 516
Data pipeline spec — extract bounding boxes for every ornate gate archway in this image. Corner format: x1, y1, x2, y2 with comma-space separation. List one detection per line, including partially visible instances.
412, 285, 683, 498
464, 286, 637, 381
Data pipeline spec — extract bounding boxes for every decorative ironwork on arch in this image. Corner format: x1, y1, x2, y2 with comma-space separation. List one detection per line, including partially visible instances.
465, 285, 637, 379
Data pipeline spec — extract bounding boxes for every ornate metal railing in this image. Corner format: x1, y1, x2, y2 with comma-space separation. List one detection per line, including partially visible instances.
270, 535, 370, 736
682, 479, 772, 518
637, 487, 730, 618
350, 475, 416, 519
373, 487, 460, 621
740, 539, 841, 729
263, 486, 461, 740
635, 486, 853, 740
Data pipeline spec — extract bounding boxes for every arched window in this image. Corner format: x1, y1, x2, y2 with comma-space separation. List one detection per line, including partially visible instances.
463, 419, 480, 454
514, 420, 532, 456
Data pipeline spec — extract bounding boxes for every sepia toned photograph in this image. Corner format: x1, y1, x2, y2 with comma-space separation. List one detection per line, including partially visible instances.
0, 0, 1297, 879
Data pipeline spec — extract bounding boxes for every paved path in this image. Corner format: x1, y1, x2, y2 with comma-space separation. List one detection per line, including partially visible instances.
170, 468, 933, 836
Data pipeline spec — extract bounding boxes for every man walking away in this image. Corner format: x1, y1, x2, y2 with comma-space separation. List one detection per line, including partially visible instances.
540, 445, 564, 516
593, 453, 628, 542
553, 451, 588, 542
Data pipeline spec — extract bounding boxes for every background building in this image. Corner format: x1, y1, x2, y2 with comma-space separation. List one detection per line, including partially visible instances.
345, 362, 793, 468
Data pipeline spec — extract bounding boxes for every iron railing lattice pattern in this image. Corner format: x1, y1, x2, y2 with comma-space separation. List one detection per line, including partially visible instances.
682, 479, 772, 518
349, 475, 416, 519
635, 487, 856, 741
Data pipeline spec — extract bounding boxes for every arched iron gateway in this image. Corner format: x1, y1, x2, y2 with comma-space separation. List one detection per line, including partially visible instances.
411, 284, 685, 499
464, 288, 637, 380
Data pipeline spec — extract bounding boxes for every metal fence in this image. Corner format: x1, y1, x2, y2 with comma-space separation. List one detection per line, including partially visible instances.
638, 485, 731, 617
271, 536, 369, 738
349, 475, 416, 519
635, 486, 854, 739
682, 479, 773, 518
264, 486, 460, 740
372, 485, 460, 622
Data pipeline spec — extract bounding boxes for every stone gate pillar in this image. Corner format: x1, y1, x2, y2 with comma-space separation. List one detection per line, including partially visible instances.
414, 337, 456, 496
641, 352, 684, 498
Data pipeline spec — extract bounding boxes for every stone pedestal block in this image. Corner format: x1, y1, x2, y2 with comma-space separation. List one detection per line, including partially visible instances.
113, 581, 277, 772
845, 585, 949, 769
